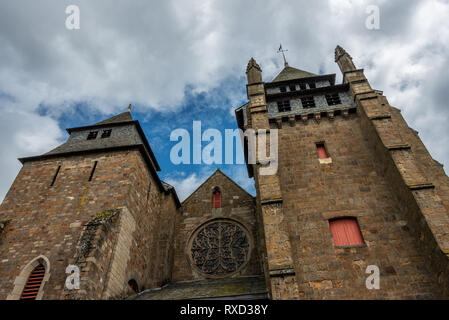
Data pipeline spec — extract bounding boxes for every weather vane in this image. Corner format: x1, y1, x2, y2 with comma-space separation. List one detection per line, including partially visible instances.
277, 44, 289, 67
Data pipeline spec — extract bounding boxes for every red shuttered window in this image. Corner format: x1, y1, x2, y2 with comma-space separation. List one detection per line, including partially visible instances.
20, 264, 45, 300
329, 218, 364, 247
316, 143, 328, 159
213, 190, 221, 209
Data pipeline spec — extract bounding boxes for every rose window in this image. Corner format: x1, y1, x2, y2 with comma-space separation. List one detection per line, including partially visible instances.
190, 220, 250, 276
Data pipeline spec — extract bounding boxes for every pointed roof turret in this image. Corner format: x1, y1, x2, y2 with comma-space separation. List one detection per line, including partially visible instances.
335, 45, 356, 73
246, 57, 261, 73
246, 57, 263, 84
335, 45, 351, 62
272, 65, 317, 83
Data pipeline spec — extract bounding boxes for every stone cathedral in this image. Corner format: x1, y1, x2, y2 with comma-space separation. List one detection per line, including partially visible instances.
1, 46, 449, 300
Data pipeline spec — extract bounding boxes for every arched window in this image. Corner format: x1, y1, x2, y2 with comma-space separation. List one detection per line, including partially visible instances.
329, 217, 364, 247
128, 279, 139, 293
212, 188, 221, 209
7, 255, 50, 300
20, 264, 46, 300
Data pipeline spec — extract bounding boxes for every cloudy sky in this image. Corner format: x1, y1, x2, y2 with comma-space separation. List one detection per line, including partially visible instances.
0, 0, 448, 202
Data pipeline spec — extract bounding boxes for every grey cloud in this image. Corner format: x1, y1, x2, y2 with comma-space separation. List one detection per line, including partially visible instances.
0, 0, 449, 201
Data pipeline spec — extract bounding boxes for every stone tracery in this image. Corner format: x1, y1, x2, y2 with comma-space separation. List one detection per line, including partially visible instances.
190, 220, 250, 276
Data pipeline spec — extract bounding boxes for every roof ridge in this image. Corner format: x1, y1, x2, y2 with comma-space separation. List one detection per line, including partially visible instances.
94, 110, 133, 126
271, 65, 317, 83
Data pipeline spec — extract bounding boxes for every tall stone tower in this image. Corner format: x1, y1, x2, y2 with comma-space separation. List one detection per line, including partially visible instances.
235, 46, 449, 299
0, 109, 181, 299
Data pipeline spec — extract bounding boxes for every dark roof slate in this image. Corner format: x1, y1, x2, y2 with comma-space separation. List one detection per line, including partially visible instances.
272, 66, 317, 82
43, 122, 141, 157
94, 111, 133, 125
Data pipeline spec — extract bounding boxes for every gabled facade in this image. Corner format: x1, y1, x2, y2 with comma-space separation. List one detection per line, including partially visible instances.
172, 169, 262, 283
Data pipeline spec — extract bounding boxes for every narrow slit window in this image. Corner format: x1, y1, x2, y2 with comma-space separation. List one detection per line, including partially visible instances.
316, 143, 328, 159
277, 100, 291, 112
213, 189, 221, 209
329, 218, 364, 247
88, 161, 98, 182
101, 129, 112, 138
87, 131, 98, 140
20, 264, 45, 300
301, 96, 315, 109
325, 93, 341, 106
50, 165, 61, 187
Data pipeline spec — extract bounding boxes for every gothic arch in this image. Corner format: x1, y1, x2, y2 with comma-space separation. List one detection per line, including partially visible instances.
7, 255, 51, 300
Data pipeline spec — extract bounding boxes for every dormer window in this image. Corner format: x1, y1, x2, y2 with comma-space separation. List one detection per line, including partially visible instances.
277, 100, 291, 112
87, 131, 98, 140
301, 97, 315, 109
101, 129, 112, 138
325, 93, 341, 106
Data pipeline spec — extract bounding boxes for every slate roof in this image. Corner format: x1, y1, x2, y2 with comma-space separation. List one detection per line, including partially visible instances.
41, 111, 140, 157
94, 111, 133, 125
271, 65, 317, 82
18, 109, 182, 207
129, 276, 267, 300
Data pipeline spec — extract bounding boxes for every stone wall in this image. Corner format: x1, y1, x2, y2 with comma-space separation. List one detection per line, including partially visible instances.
270, 112, 444, 299
0, 149, 178, 299
172, 170, 262, 282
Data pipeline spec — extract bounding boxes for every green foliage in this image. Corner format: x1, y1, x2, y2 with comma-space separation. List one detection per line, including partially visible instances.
96, 211, 112, 220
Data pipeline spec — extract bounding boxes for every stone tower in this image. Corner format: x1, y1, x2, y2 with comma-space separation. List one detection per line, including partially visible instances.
235, 46, 449, 299
0, 110, 181, 299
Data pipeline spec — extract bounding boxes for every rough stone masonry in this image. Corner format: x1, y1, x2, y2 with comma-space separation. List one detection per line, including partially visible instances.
1, 46, 449, 300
